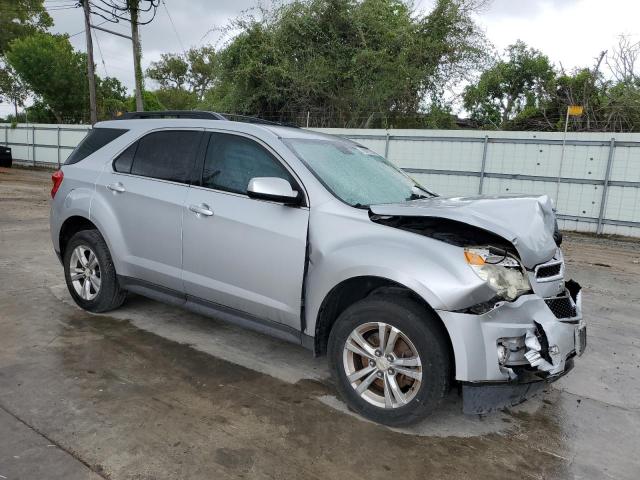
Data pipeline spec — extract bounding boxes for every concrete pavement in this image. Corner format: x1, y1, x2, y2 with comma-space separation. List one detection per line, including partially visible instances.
1, 166, 639, 479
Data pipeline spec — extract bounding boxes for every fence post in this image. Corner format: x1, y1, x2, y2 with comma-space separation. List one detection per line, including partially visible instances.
596, 137, 616, 235
57, 126, 61, 168
32, 125, 36, 166
384, 132, 390, 159
478, 135, 489, 194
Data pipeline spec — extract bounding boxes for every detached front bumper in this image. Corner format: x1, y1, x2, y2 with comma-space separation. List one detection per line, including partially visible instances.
437, 280, 585, 414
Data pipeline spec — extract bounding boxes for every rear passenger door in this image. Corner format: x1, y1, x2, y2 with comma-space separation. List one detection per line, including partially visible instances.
94, 129, 203, 292
181, 131, 309, 329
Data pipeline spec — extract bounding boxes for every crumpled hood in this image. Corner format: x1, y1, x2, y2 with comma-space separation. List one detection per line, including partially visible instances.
369, 194, 558, 268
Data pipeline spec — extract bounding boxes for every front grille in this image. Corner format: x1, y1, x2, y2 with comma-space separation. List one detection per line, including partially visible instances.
545, 295, 577, 319
536, 262, 562, 279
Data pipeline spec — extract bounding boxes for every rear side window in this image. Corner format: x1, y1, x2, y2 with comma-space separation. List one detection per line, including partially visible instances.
65, 128, 127, 165
116, 130, 200, 183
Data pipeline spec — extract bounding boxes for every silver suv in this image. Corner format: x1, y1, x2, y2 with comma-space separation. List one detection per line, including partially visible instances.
50, 111, 586, 426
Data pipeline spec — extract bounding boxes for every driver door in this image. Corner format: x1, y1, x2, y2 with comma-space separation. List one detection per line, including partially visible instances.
181, 131, 309, 329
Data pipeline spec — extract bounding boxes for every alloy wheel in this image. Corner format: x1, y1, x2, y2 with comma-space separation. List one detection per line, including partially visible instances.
342, 322, 423, 409
69, 245, 101, 301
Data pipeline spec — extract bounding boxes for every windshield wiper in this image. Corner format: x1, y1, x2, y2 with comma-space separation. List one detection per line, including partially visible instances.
409, 185, 436, 200
408, 192, 429, 200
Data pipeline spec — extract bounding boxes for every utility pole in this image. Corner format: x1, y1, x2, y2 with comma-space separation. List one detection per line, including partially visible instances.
87, 0, 158, 113
82, 0, 98, 124
128, 0, 144, 111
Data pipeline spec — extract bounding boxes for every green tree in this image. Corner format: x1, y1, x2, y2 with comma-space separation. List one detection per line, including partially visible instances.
147, 53, 189, 90
0, 0, 52, 55
6, 32, 132, 122
98, 76, 128, 118
146, 46, 218, 108
463, 41, 557, 129
6, 32, 87, 122
0, 64, 29, 118
153, 88, 198, 110
202, 0, 487, 127
126, 90, 164, 111
185, 46, 218, 101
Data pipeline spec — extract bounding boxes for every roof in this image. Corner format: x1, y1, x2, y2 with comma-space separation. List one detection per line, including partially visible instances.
97, 112, 344, 143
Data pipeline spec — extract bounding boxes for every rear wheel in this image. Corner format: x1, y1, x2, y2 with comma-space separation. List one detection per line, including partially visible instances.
63, 230, 126, 313
328, 295, 451, 426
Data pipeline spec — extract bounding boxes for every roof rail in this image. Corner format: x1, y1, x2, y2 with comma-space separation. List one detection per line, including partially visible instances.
115, 110, 226, 120
113, 110, 299, 127
218, 113, 297, 127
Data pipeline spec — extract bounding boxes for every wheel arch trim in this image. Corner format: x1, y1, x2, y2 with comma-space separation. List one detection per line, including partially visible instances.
310, 274, 455, 371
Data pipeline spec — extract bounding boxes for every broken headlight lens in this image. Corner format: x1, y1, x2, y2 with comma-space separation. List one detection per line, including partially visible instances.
464, 247, 531, 301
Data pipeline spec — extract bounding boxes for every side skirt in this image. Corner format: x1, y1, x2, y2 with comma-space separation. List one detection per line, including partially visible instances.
118, 276, 314, 350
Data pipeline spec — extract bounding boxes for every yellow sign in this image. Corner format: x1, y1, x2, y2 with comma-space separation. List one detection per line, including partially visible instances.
568, 105, 584, 116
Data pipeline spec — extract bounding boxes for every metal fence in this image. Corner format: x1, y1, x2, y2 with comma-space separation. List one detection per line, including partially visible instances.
1, 123, 90, 168
3, 123, 640, 237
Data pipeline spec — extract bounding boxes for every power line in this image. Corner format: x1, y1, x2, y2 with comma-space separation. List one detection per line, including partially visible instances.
92, 28, 109, 77
68, 19, 108, 38
88, 0, 159, 25
45, 5, 80, 11
162, 0, 186, 55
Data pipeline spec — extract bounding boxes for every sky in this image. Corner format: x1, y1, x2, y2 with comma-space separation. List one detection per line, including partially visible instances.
2, 0, 640, 117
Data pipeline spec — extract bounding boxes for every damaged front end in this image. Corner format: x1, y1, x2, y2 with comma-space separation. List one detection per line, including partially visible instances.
368, 194, 586, 414
442, 277, 586, 415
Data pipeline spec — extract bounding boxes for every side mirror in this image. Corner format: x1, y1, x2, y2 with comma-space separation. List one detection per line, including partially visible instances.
247, 177, 301, 205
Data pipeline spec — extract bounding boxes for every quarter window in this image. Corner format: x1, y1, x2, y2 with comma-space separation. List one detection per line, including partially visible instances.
114, 130, 201, 183
202, 133, 294, 194
113, 142, 137, 174
65, 128, 127, 165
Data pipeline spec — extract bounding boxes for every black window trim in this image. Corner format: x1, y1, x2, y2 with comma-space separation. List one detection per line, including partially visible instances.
110, 127, 205, 186
192, 129, 309, 208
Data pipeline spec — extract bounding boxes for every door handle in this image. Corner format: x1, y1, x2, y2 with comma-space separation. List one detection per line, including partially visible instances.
107, 182, 126, 193
188, 203, 214, 217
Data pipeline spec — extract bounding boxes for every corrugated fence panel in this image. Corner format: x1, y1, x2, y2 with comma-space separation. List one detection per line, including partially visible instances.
411, 173, 479, 197
610, 145, 640, 183
605, 186, 640, 222
389, 137, 484, 173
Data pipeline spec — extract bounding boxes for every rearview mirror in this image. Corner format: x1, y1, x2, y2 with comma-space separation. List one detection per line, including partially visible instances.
247, 177, 301, 205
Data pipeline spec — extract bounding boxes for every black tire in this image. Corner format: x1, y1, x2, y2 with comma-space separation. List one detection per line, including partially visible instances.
63, 229, 126, 313
328, 295, 451, 427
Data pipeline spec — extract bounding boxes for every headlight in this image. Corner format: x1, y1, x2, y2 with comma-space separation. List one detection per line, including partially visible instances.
464, 247, 531, 301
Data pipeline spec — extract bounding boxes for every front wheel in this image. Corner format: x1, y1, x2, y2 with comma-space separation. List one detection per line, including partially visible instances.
328, 295, 451, 427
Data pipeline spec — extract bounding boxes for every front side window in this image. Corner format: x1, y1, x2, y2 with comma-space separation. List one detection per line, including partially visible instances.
284, 138, 433, 207
114, 130, 200, 183
201, 132, 295, 195
65, 128, 127, 165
